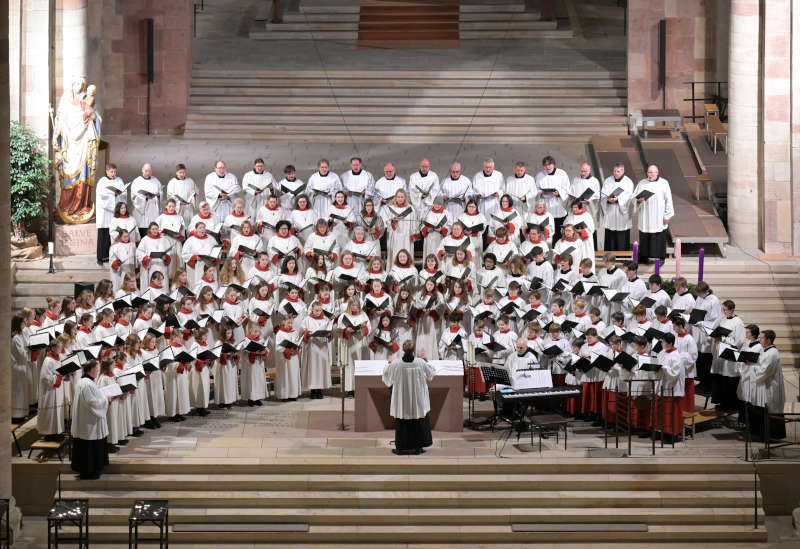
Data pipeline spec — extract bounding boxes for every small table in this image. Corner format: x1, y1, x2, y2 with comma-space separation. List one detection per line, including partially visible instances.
129, 500, 169, 548
47, 499, 89, 548
641, 108, 681, 138
530, 414, 571, 452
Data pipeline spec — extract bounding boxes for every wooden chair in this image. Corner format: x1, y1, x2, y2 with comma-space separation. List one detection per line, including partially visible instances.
28, 437, 69, 463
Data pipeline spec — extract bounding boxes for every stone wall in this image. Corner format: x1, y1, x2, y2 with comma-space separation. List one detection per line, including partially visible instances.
627, 0, 730, 122
90, 0, 193, 134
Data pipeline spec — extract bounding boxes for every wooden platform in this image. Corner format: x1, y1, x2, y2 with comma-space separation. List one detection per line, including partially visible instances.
358, 0, 460, 49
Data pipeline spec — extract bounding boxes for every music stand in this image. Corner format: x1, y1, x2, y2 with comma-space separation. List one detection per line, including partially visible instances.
479, 363, 512, 386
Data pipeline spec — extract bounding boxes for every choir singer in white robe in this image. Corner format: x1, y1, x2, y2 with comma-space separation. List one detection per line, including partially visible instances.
205, 160, 241, 221
382, 340, 435, 455
472, 158, 504, 219
632, 164, 674, 263
70, 360, 110, 480
340, 156, 374, 214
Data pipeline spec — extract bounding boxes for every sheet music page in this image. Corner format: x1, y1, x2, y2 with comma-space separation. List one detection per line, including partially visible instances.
512, 369, 553, 390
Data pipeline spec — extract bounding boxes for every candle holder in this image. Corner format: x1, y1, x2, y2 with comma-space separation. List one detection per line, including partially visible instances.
47, 241, 56, 274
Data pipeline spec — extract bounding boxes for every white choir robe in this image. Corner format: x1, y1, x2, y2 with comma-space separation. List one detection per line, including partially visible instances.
505, 173, 537, 213
543, 336, 571, 375
564, 209, 596, 265
136, 233, 173, 289
408, 170, 440, 212
155, 211, 186, 274
520, 236, 550, 261
388, 265, 418, 293
485, 239, 519, 272
412, 293, 441, 360
230, 233, 264, 274
305, 231, 340, 270
357, 213, 384, 243
337, 312, 371, 392
443, 262, 476, 293
267, 233, 302, 272
580, 340, 610, 384
275, 329, 302, 399
141, 347, 164, 418
371, 328, 399, 360
189, 350, 212, 409
277, 177, 307, 211
527, 259, 554, 300
164, 345, 191, 417
657, 348, 686, 398
308, 171, 342, 219
189, 212, 220, 233
109, 241, 136, 292
327, 203, 356, 251
166, 177, 198, 228
676, 332, 699, 380
752, 346, 784, 413
241, 335, 268, 401
597, 266, 626, 291
476, 268, 507, 297
301, 315, 334, 390
619, 277, 647, 318
438, 327, 467, 361
38, 353, 66, 435
570, 175, 601, 220
110, 215, 140, 246
491, 329, 518, 365
671, 290, 695, 313
242, 169, 275, 218
458, 211, 488, 271
381, 204, 416, 264
633, 177, 674, 233
472, 170, 505, 219
11, 333, 31, 418
525, 211, 555, 245
345, 238, 380, 267
182, 234, 218, 289
435, 233, 475, 264
489, 207, 523, 244
553, 236, 585, 269
71, 376, 109, 441
249, 297, 275, 372
96, 374, 121, 443
440, 175, 472, 220
419, 207, 452, 260
600, 175, 635, 231
372, 176, 407, 212
382, 358, 435, 420
692, 293, 722, 354
340, 169, 375, 214
736, 341, 761, 403
504, 351, 542, 387
96, 176, 126, 230
255, 204, 285, 247
534, 168, 570, 219
131, 175, 163, 229
290, 207, 318, 246
205, 172, 241, 220
215, 346, 240, 405
711, 315, 746, 377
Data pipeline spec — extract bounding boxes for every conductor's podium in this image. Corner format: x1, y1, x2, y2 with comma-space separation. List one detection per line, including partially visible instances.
354, 360, 464, 432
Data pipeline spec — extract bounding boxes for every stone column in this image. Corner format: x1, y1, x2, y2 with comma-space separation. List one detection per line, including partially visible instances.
726, 0, 760, 249
760, 0, 792, 255
56, 0, 88, 98
792, 2, 800, 256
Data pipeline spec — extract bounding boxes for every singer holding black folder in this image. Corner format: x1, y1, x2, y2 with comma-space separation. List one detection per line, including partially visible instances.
632, 165, 674, 264
71, 360, 111, 480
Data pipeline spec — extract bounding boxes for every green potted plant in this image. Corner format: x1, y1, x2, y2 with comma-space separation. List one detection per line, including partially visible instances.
10, 121, 49, 240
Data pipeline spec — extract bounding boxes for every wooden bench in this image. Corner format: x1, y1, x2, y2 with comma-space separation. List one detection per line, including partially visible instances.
594, 251, 633, 261
28, 437, 69, 462
682, 409, 728, 440
11, 424, 22, 457
706, 115, 728, 154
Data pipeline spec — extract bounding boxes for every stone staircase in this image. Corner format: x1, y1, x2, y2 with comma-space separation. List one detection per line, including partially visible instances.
357, 0, 460, 50
183, 68, 628, 143
55, 459, 766, 546
248, 0, 572, 41
12, 255, 107, 312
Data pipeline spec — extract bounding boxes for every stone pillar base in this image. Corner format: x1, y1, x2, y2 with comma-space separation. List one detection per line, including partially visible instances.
54, 223, 97, 256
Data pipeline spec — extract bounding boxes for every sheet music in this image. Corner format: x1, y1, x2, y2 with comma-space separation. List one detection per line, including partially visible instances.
512, 369, 553, 390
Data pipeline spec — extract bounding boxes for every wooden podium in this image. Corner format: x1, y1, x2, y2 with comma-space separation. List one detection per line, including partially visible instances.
354, 360, 463, 432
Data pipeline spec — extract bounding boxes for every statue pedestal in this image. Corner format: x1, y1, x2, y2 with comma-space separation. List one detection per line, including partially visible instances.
54, 223, 97, 256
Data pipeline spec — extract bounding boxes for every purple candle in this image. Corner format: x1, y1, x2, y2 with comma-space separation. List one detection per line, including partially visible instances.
698, 247, 705, 282
675, 239, 682, 278
654, 258, 661, 275
633, 241, 639, 263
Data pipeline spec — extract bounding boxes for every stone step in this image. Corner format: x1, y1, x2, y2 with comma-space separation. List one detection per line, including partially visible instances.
46, 523, 770, 544
459, 21, 558, 30
460, 3, 526, 13
189, 69, 628, 79
299, 4, 360, 15
188, 77, 626, 89
176, 131, 632, 143
187, 105, 629, 115
459, 12, 542, 21
85, 505, 764, 526
189, 88, 626, 99
188, 95, 629, 106
58, 489, 761, 509
61, 473, 755, 492
184, 114, 630, 125
263, 22, 359, 30
182, 121, 628, 132
461, 30, 574, 39
249, 30, 359, 39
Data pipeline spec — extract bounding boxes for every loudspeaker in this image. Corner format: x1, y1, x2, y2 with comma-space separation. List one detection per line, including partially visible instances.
658, 19, 666, 90
146, 18, 154, 83
74, 282, 95, 299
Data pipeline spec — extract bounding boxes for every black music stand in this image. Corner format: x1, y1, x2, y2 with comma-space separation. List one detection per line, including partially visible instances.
479, 364, 512, 430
